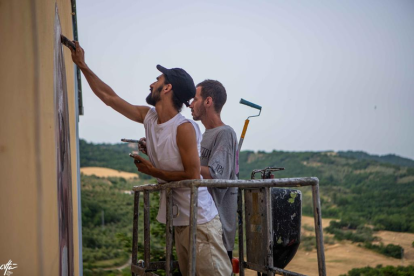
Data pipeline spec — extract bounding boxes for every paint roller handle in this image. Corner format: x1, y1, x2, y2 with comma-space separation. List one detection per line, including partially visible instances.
240, 98, 262, 110
241, 119, 250, 139
61, 35, 75, 51
238, 119, 250, 153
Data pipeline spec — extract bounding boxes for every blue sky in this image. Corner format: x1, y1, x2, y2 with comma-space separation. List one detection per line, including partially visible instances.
76, 0, 414, 159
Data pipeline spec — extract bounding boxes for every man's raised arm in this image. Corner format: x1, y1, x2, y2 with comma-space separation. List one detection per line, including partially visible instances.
70, 41, 149, 123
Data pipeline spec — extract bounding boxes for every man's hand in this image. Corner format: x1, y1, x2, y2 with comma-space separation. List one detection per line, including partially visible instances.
132, 154, 154, 176
138, 137, 147, 155
70, 41, 87, 69
131, 123, 200, 182
200, 166, 213, 179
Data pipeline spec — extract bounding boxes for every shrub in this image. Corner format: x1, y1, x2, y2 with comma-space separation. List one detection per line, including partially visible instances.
341, 264, 414, 276
364, 243, 404, 259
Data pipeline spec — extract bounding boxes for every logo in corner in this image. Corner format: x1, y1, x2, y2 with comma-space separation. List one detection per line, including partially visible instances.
0, 260, 18, 276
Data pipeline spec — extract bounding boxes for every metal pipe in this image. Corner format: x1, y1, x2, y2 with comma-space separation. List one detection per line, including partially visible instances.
132, 178, 319, 192
245, 261, 307, 276
188, 186, 199, 276
70, 0, 83, 115
238, 188, 245, 276
144, 191, 151, 267
312, 181, 326, 276
70, 2, 84, 269
269, 266, 308, 276
131, 264, 158, 276
132, 191, 140, 275
147, 261, 179, 270
165, 188, 173, 276
264, 187, 274, 276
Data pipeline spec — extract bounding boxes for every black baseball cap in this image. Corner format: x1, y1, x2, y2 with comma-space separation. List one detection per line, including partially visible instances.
156, 65, 196, 107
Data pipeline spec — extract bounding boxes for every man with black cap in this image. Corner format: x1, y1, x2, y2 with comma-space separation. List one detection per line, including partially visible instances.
70, 42, 231, 275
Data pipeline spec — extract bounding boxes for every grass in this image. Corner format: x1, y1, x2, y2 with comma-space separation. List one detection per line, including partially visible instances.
92, 255, 129, 269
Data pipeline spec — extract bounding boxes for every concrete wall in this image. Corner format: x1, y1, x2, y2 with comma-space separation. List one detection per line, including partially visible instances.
0, 0, 81, 275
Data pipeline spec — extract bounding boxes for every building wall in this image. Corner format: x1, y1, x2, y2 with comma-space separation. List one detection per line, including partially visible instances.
0, 0, 81, 275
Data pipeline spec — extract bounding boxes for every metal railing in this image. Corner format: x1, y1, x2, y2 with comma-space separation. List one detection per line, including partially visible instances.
130, 177, 326, 276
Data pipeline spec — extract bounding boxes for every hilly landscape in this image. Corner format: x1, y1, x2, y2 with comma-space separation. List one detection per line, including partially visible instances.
79, 139, 414, 275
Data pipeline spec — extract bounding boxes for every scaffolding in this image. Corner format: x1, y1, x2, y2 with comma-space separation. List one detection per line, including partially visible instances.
130, 177, 326, 276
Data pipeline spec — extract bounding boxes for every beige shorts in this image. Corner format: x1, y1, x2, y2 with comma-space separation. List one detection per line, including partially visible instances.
175, 215, 232, 276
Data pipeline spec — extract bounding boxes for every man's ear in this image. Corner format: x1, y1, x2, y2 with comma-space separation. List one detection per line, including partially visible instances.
163, 83, 173, 94
204, 96, 213, 108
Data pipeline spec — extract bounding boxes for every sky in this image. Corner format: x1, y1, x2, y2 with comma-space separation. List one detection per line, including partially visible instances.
76, 0, 414, 160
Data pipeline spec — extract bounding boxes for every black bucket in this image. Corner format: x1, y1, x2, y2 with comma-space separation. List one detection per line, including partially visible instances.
271, 188, 302, 268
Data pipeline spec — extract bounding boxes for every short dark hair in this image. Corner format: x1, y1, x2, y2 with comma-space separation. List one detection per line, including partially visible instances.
196, 80, 227, 113
164, 77, 183, 112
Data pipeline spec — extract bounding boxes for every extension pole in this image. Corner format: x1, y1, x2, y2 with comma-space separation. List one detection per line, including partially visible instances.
238, 119, 250, 153
237, 98, 262, 275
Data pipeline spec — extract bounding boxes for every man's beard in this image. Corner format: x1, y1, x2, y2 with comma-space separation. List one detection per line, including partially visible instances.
192, 105, 206, 121
146, 86, 162, 106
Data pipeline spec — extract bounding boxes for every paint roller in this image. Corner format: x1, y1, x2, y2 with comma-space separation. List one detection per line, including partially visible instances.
238, 98, 262, 153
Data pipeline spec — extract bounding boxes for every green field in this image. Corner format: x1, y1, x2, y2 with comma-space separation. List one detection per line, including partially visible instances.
79, 139, 414, 274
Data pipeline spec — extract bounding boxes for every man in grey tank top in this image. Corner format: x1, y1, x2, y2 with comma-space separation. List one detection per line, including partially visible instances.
189, 80, 239, 262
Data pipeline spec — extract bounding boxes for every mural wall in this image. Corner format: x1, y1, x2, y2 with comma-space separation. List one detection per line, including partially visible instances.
0, 1, 81, 275
55, 5, 75, 276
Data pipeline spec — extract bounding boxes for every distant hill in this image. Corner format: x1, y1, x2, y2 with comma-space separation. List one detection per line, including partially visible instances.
238, 150, 414, 232
79, 139, 414, 233
338, 150, 414, 168
79, 139, 152, 179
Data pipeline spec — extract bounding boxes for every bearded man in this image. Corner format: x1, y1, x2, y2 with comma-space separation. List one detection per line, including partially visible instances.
70, 42, 231, 276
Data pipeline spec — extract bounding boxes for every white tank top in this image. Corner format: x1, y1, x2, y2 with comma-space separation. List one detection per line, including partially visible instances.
144, 108, 218, 226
